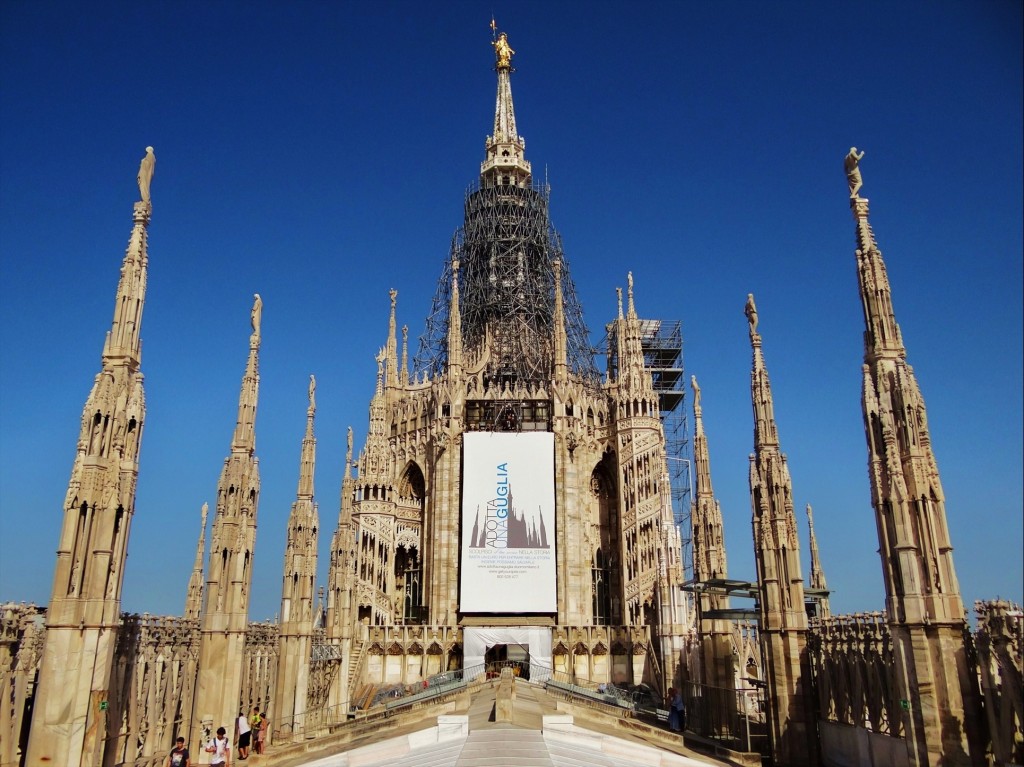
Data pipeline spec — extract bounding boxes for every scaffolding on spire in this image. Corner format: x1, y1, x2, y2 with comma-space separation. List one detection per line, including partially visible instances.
413, 181, 600, 388
414, 25, 599, 390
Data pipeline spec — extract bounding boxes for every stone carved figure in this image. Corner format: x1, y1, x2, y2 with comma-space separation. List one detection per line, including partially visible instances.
691, 374, 701, 410
346, 426, 353, 465
745, 293, 759, 335
68, 558, 80, 596
105, 563, 116, 598
845, 147, 865, 198
308, 375, 316, 411
137, 146, 155, 203
493, 32, 514, 68
251, 293, 263, 339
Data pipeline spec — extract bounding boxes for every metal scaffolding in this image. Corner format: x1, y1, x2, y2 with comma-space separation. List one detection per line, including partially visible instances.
606, 319, 693, 579
411, 167, 689, 572
414, 181, 600, 387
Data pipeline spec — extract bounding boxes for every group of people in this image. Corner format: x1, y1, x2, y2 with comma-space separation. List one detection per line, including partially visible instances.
235, 706, 269, 759
164, 708, 268, 767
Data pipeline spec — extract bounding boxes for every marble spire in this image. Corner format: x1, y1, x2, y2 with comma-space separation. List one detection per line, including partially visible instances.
849, 149, 979, 764
552, 259, 568, 382
447, 260, 463, 379
358, 299, 394, 485
385, 289, 399, 387
274, 376, 319, 738
746, 294, 816, 766
692, 375, 728, 583
184, 502, 209, 620
805, 504, 830, 618
481, 26, 532, 187
747, 294, 807, 627
192, 295, 262, 750
691, 374, 734, 692
231, 294, 262, 452
27, 148, 154, 766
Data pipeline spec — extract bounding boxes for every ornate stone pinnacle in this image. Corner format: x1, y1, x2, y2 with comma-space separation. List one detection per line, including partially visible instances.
132, 201, 152, 223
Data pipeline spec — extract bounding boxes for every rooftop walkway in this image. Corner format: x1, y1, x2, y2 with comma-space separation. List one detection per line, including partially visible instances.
237, 675, 747, 767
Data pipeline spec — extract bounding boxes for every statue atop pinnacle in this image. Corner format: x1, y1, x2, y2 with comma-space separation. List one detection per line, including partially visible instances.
845, 147, 865, 199
493, 31, 514, 69
490, 18, 514, 69
250, 293, 263, 340
745, 293, 759, 337
137, 146, 155, 204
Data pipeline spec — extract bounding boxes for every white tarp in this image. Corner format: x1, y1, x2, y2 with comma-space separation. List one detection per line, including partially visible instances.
460, 432, 556, 613
463, 627, 553, 672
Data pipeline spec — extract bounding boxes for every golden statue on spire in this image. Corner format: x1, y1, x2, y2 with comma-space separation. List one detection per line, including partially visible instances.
493, 29, 514, 68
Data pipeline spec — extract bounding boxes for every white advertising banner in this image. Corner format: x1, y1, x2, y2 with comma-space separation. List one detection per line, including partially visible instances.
460, 431, 556, 613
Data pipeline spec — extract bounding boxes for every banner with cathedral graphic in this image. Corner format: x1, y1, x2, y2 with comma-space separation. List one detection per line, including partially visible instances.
460, 431, 556, 613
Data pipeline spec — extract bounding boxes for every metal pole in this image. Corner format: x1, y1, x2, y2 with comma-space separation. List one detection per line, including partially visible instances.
745, 689, 752, 753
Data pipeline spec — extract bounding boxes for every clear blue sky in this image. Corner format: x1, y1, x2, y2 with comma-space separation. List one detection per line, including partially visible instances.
1, 2, 1020, 622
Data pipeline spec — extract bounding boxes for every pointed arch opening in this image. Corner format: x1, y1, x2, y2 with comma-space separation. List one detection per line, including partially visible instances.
590, 454, 621, 624
395, 543, 424, 624
396, 461, 425, 518
395, 460, 427, 622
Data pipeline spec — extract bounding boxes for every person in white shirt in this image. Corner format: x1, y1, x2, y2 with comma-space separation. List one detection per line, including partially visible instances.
235, 712, 252, 759
206, 727, 230, 766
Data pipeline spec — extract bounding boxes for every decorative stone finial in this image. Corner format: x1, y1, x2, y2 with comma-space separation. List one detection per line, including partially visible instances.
845, 147, 865, 199
691, 374, 702, 411
137, 146, 156, 204
308, 374, 316, 412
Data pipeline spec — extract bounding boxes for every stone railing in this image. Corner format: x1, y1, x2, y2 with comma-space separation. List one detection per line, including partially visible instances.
0, 603, 45, 767
363, 624, 461, 656
550, 624, 649, 657
975, 600, 1023, 766
808, 612, 901, 736
241, 621, 280, 718
105, 613, 201, 766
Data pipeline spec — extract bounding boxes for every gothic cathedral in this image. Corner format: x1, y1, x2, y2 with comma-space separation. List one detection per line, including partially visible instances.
322, 29, 688, 709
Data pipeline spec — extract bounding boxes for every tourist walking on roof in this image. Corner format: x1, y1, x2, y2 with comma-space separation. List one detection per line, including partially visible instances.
205, 727, 230, 766
166, 735, 190, 767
